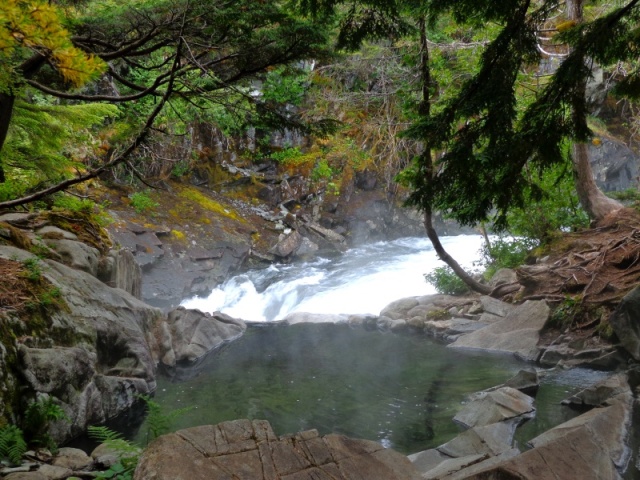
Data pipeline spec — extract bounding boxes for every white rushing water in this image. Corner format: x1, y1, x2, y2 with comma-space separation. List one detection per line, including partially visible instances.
182, 235, 486, 321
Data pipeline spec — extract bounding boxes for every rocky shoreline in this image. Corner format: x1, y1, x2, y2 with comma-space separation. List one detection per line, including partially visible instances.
2, 207, 640, 479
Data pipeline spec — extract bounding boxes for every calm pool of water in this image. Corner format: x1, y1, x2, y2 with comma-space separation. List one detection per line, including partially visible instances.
135, 323, 604, 454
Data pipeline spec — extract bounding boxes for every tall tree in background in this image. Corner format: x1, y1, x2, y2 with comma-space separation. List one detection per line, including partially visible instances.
0, 0, 332, 207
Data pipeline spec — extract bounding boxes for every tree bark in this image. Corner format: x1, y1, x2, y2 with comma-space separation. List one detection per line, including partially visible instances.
417, 16, 491, 295
567, 0, 623, 221
0, 92, 16, 183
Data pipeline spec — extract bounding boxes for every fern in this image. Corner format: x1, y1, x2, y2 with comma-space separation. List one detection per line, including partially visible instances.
23, 396, 67, 451
88, 426, 141, 480
0, 425, 27, 466
140, 395, 193, 443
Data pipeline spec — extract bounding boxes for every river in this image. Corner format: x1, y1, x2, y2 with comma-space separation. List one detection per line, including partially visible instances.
133, 235, 609, 455
181, 235, 486, 320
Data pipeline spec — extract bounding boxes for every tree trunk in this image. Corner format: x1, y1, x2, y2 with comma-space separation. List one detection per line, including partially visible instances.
0, 91, 16, 183
572, 143, 622, 220
417, 16, 491, 295
424, 210, 492, 295
567, 0, 623, 221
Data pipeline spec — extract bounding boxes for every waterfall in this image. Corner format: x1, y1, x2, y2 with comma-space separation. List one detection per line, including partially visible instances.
182, 235, 486, 321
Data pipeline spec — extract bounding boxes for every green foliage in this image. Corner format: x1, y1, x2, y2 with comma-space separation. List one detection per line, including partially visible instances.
504, 164, 589, 243
262, 66, 309, 107
0, 425, 27, 466
21, 258, 42, 281
424, 266, 470, 295
608, 188, 640, 203
23, 397, 67, 451
88, 426, 140, 480
269, 147, 306, 165
311, 160, 334, 181
1, 100, 117, 188
52, 194, 96, 214
171, 161, 191, 178
141, 395, 193, 444
549, 296, 581, 330
482, 237, 535, 279
129, 190, 159, 214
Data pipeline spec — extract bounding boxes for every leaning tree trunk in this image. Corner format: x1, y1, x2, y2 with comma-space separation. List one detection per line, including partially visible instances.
417, 16, 491, 295
567, 0, 623, 221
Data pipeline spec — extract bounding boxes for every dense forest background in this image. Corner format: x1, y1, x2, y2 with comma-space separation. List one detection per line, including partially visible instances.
3, 0, 640, 278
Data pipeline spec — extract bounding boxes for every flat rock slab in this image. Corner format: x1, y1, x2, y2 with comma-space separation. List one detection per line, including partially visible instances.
449, 300, 549, 360
453, 387, 535, 429
134, 419, 421, 480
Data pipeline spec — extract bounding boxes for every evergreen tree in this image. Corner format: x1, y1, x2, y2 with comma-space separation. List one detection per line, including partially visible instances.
0, 0, 333, 207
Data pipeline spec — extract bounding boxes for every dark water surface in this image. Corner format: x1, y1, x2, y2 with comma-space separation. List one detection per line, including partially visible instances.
137, 323, 604, 454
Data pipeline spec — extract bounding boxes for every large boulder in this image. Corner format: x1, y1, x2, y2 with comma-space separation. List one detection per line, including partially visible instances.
610, 286, 640, 360
453, 387, 535, 429
164, 307, 246, 364
469, 391, 633, 480
449, 300, 550, 360
134, 419, 422, 480
0, 245, 171, 443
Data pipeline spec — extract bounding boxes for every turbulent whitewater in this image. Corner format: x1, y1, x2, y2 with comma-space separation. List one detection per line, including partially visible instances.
182, 235, 486, 321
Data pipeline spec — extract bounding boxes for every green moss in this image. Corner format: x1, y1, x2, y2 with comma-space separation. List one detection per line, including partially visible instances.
426, 309, 451, 321
177, 186, 243, 221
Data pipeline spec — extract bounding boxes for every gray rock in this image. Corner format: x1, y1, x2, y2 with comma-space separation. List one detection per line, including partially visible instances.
610, 286, 640, 360
36, 464, 73, 480
35, 226, 78, 241
470, 391, 632, 480
488, 268, 518, 288
561, 373, 629, 407
437, 422, 516, 458
269, 230, 303, 258
502, 368, 539, 396
449, 300, 550, 361
51, 447, 92, 470
165, 307, 246, 364
479, 296, 516, 317
294, 236, 319, 258
0, 245, 169, 444
97, 249, 142, 299
42, 239, 100, 277
134, 419, 421, 480
4, 473, 48, 480
453, 387, 535, 429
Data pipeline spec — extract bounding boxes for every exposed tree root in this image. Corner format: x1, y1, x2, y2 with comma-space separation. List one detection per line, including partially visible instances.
515, 208, 640, 307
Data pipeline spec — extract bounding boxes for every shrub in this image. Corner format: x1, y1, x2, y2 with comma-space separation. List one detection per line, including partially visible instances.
482, 237, 536, 279
424, 266, 470, 295
129, 190, 158, 214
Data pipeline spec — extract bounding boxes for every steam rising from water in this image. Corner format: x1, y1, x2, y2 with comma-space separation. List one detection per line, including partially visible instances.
182, 235, 486, 321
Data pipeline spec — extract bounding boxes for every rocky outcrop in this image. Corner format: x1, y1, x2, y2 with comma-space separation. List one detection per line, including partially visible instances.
163, 307, 246, 365
0, 245, 169, 443
449, 300, 550, 361
610, 285, 640, 360
134, 419, 422, 480
453, 387, 535, 429
409, 373, 633, 480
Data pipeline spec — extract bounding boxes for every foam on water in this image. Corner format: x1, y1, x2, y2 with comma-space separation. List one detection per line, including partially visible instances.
181, 235, 486, 321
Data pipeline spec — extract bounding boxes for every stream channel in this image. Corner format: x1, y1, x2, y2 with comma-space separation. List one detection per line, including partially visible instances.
137, 236, 609, 455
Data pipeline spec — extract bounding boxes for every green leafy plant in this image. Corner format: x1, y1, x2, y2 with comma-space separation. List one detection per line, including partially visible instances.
23, 397, 67, 451
129, 190, 159, 214
140, 395, 193, 444
482, 237, 536, 279
21, 258, 42, 281
549, 296, 581, 330
88, 426, 141, 480
424, 266, 470, 296
0, 425, 27, 466
311, 160, 334, 182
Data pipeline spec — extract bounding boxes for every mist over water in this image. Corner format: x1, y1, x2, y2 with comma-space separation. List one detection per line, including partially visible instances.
182, 235, 486, 321
140, 234, 610, 457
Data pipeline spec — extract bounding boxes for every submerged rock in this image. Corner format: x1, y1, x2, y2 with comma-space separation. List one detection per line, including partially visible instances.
453, 387, 535, 429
